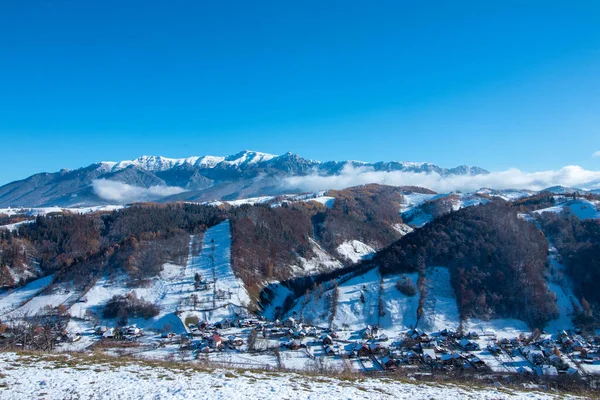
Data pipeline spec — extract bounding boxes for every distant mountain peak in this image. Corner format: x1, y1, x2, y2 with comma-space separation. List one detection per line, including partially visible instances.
223, 150, 277, 166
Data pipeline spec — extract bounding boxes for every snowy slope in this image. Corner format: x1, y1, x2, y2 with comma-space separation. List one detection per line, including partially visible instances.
68, 276, 130, 320
72, 220, 249, 330
3, 220, 248, 335
542, 244, 581, 334
5, 280, 73, 318
336, 240, 375, 263
288, 268, 421, 334
67, 260, 190, 333
533, 198, 600, 220
0, 219, 34, 231
476, 188, 534, 201
378, 272, 420, 331
0, 205, 123, 217
0, 275, 54, 316
399, 192, 438, 215
292, 239, 344, 275
290, 268, 381, 329
419, 267, 461, 332
302, 196, 335, 208
402, 193, 490, 227
179, 220, 250, 323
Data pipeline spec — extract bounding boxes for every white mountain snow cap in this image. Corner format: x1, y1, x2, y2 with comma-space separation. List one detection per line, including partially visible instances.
99, 150, 278, 172
223, 150, 277, 166
102, 155, 200, 172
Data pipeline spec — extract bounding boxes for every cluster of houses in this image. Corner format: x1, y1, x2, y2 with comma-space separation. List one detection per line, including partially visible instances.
351, 328, 487, 371
95, 324, 143, 341
269, 320, 600, 377
87, 313, 600, 379
510, 330, 600, 377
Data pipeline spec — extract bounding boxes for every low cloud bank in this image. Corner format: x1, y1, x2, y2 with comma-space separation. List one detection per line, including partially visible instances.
92, 179, 186, 203
281, 165, 600, 193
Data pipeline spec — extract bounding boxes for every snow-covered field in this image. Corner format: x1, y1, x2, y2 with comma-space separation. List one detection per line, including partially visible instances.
179, 220, 250, 323
401, 192, 490, 228
419, 267, 461, 332
0, 352, 584, 400
0, 220, 34, 231
0, 205, 123, 217
0, 275, 54, 316
287, 268, 422, 336
335, 240, 375, 263
533, 198, 600, 220
201, 192, 336, 209
379, 272, 420, 331
292, 239, 344, 275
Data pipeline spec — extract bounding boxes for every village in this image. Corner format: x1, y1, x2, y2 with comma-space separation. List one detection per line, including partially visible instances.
49, 312, 599, 387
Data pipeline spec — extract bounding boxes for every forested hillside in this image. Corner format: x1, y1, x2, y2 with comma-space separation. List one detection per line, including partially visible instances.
315, 184, 424, 252
537, 212, 600, 325
375, 201, 556, 327
229, 203, 315, 288
0, 204, 225, 288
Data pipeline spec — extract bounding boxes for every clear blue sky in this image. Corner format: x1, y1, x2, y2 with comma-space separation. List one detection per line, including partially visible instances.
1, 1, 599, 184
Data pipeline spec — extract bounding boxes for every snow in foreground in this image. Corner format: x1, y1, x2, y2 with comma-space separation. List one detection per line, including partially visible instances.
0, 352, 582, 400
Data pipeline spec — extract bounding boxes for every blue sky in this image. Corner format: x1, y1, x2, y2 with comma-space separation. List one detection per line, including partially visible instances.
1, 1, 599, 184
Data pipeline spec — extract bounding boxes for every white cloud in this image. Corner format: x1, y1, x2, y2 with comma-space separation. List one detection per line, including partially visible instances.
593, 151, 600, 157
280, 164, 600, 193
92, 179, 186, 203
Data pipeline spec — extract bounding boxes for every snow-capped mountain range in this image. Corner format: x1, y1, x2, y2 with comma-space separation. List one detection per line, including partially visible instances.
0, 150, 493, 207
1, 150, 596, 207
97, 151, 278, 173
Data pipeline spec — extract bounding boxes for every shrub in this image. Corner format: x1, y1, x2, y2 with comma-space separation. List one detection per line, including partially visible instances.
184, 315, 200, 327
103, 293, 160, 322
395, 275, 417, 297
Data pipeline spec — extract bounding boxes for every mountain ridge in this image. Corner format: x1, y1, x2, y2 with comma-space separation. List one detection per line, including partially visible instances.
0, 150, 490, 207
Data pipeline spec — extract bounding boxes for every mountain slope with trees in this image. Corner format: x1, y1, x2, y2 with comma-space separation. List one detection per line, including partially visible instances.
374, 201, 557, 327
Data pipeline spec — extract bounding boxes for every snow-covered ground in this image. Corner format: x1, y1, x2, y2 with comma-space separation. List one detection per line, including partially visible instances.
0, 275, 54, 316
533, 198, 600, 220
202, 192, 337, 209
2, 219, 249, 337
301, 196, 335, 208
284, 264, 540, 345
288, 268, 421, 336
206, 196, 276, 207
7, 287, 72, 318
0, 352, 581, 400
542, 243, 581, 334
292, 239, 344, 275
419, 267, 461, 332
179, 220, 250, 324
379, 272, 420, 331
476, 188, 534, 201
401, 192, 489, 228
464, 318, 530, 339
0, 219, 34, 231
520, 214, 582, 334
336, 240, 375, 263
400, 193, 438, 214
65, 260, 192, 335
0, 205, 123, 217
